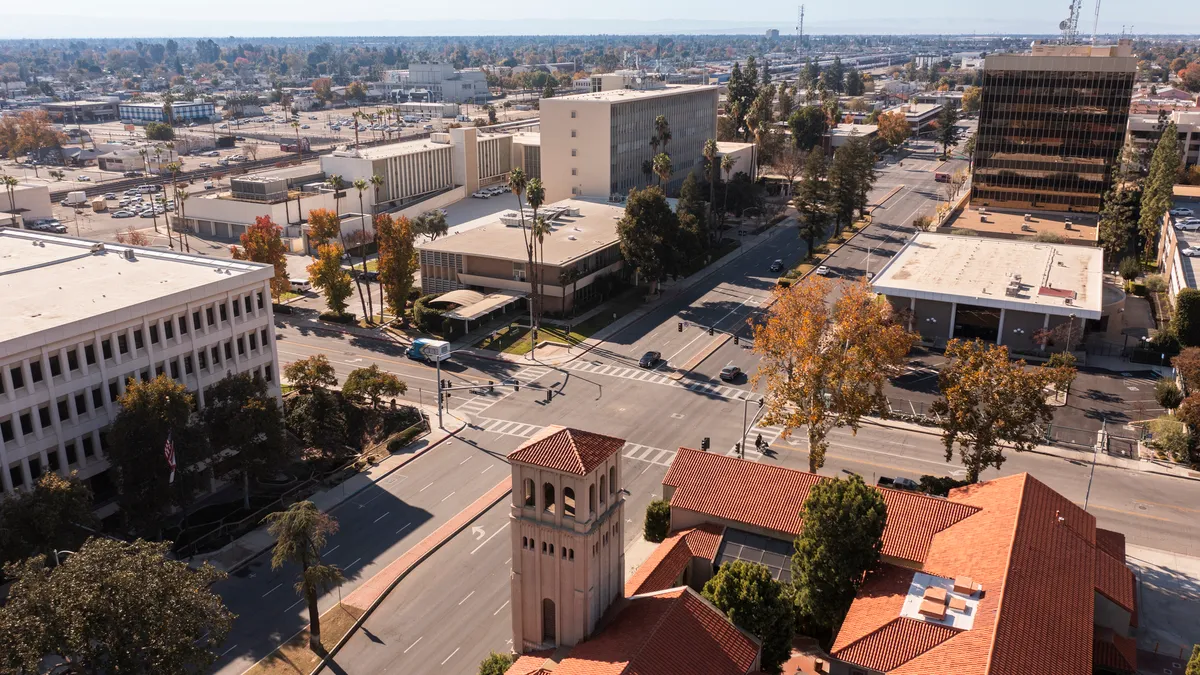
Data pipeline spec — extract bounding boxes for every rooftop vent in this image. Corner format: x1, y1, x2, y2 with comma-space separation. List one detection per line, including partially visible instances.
953, 576, 982, 596
918, 599, 947, 620
123, 248, 136, 261
90, 242, 105, 253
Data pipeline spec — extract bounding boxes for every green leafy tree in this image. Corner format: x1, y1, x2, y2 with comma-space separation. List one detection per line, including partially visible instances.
0, 472, 98, 567
145, 121, 174, 141
1156, 378, 1185, 410
203, 373, 287, 510
617, 186, 679, 294
791, 474, 887, 642
961, 85, 982, 114
108, 374, 206, 536
0, 539, 233, 674
264, 501, 344, 652
286, 387, 349, 450
702, 561, 795, 673
795, 149, 830, 254
1187, 644, 1200, 675
787, 106, 827, 151
412, 208, 449, 240
283, 354, 338, 394
1174, 347, 1200, 392
643, 499, 670, 542
930, 340, 1055, 482
342, 364, 406, 409
1099, 185, 1140, 259
935, 103, 961, 157
1044, 351, 1078, 398
1119, 256, 1142, 282
308, 242, 353, 317
1175, 288, 1200, 347
1140, 121, 1181, 257
479, 652, 514, 675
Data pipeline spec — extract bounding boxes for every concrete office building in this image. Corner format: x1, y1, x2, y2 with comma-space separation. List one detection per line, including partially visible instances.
118, 101, 217, 124
871, 232, 1105, 353
971, 41, 1136, 214
41, 100, 120, 123
417, 198, 625, 314
182, 166, 343, 244
0, 182, 53, 227
539, 84, 719, 203
0, 228, 279, 505
383, 63, 488, 105
1127, 110, 1200, 171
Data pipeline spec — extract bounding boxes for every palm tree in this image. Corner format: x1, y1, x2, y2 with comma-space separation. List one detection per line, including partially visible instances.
720, 154, 736, 226
526, 178, 546, 328
654, 115, 672, 155
508, 169, 536, 332
290, 121, 303, 161
264, 501, 344, 653
164, 160, 183, 249
703, 139, 718, 236
558, 267, 581, 319
2, 174, 18, 219
138, 148, 148, 175
328, 174, 345, 216
176, 188, 191, 252
653, 153, 673, 191
352, 178, 373, 322
532, 214, 552, 321
368, 173, 385, 313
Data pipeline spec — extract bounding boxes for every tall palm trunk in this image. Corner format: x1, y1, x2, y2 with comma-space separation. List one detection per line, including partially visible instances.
356, 191, 373, 321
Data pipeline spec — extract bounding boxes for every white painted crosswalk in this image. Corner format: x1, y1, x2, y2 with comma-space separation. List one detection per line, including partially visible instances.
622, 443, 677, 467
725, 423, 786, 462
564, 360, 754, 401
474, 416, 678, 467
475, 417, 543, 439
451, 366, 553, 416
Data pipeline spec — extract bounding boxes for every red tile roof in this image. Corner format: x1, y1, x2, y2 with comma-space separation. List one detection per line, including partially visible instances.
1093, 633, 1138, 674
834, 617, 960, 672
1096, 528, 1126, 560
663, 448, 978, 564
1096, 548, 1137, 612
831, 473, 1108, 675
505, 650, 556, 675
508, 426, 626, 475
554, 587, 760, 675
624, 524, 725, 597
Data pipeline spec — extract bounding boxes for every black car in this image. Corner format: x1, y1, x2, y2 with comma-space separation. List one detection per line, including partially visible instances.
357, 270, 379, 282
769, 259, 784, 273
123, 170, 141, 178
639, 351, 661, 368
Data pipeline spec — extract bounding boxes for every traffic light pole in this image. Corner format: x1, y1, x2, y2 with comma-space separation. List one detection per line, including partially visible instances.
741, 396, 766, 457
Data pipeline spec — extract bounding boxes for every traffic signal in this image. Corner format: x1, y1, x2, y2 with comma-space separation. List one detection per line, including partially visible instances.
514, 383, 520, 392
708, 326, 714, 336
678, 322, 683, 332
545, 389, 553, 403
758, 398, 764, 409
733, 335, 739, 346
488, 380, 494, 393
701, 437, 710, 451
735, 442, 742, 458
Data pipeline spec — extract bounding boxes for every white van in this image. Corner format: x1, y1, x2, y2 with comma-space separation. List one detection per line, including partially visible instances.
289, 278, 312, 293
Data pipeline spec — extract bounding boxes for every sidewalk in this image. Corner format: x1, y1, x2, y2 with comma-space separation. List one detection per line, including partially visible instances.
1126, 544, 1200, 661
863, 416, 1200, 483
188, 403, 467, 573
451, 220, 797, 367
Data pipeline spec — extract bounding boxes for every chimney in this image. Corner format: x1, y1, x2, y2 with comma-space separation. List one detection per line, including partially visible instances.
923, 586, 948, 604
948, 596, 967, 612
953, 575, 982, 596
918, 599, 947, 620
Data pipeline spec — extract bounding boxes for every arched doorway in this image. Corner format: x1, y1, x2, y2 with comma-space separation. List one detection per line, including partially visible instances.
542, 598, 556, 643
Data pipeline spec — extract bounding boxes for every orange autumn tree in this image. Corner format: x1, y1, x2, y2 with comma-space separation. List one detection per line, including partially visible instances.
306, 208, 341, 249
752, 277, 916, 472
375, 213, 419, 320
231, 215, 289, 299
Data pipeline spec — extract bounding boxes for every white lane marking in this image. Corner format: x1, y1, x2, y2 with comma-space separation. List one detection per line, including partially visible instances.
459, 456, 472, 465
404, 636, 423, 653
458, 590, 475, 605
441, 647, 460, 665
326, 544, 340, 556
420, 481, 434, 492
345, 557, 361, 571
494, 600, 510, 616
396, 522, 412, 535
481, 464, 494, 474
262, 583, 281, 598
471, 522, 510, 555
441, 491, 456, 502
220, 644, 238, 657
373, 511, 389, 523
286, 597, 304, 612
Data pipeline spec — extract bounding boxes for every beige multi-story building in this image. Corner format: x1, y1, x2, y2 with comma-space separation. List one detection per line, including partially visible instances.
539, 84, 719, 203
0, 228, 280, 508
1127, 110, 1200, 171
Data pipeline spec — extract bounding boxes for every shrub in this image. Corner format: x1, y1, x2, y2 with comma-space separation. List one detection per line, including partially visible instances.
1156, 378, 1184, 410
1145, 274, 1168, 293
479, 652, 514, 675
318, 311, 355, 324
918, 475, 971, 497
1174, 347, 1200, 392
1033, 231, 1065, 243
412, 293, 445, 333
643, 499, 670, 542
1118, 256, 1141, 282
1175, 289, 1200, 347
1186, 644, 1200, 675
1149, 416, 1190, 462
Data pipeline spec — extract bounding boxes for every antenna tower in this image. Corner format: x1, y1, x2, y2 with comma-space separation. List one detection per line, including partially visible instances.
1090, 0, 1101, 43
1059, 0, 1083, 44
796, 5, 804, 55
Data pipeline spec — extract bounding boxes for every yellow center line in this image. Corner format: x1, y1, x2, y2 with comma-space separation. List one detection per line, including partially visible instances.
1078, 502, 1175, 523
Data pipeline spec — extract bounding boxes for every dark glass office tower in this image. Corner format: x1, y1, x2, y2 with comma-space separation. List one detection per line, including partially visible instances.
970, 41, 1136, 214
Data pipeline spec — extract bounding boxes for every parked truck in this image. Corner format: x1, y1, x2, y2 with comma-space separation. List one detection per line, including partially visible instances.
876, 476, 920, 492
65, 190, 88, 206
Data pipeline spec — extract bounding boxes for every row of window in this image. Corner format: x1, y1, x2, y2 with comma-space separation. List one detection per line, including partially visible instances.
0, 291, 266, 397
521, 537, 576, 561
521, 467, 618, 518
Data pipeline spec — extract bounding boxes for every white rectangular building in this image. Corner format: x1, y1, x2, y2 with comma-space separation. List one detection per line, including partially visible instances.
0, 229, 280, 500
0, 182, 53, 227
539, 84, 719, 203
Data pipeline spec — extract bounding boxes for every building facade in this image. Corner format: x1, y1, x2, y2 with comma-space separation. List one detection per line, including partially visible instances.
1127, 110, 1200, 171
970, 41, 1136, 214
539, 84, 719, 203
0, 229, 279, 506
0, 182, 53, 227
383, 63, 488, 105
118, 101, 216, 123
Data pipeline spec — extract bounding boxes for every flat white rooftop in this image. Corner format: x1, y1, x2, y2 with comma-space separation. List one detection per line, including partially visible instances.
871, 232, 1104, 319
0, 228, 272, 347
340, 137, 453, 161
551, 84, 716, 104
418, 198, 623, 266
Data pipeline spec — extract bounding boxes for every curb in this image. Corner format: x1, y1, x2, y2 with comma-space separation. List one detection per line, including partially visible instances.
869, 185, 904, 212
668, 333, 733, 380
218, 419, 466, 575
311, 479, 514, 674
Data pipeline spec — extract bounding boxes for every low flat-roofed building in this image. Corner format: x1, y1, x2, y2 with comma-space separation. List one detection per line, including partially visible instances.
0, 181, 53, 226
1157, 191, 1200, 303
1127, 110, 1200, 171
182, 170, 345, 244
715, 141, 757, 181
417, 198, 625, 314
0, 228, 279, 505
940, 204, 1098, 244
871, 232, 1104, 353
825, 123, 879, 154
41, 100, 119, 123
895, 102, 941, 135
118, 100, 216, 123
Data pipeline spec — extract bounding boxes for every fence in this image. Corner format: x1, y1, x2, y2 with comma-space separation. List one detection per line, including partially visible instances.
1042, 424, 1099, 450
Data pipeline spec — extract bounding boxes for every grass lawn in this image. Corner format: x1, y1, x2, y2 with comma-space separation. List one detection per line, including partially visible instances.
242, 603, 363, 675
278, 291, 301, 302
474, 289, 646, 355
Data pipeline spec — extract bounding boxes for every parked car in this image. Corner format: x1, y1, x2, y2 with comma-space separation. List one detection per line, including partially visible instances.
769, 259, 784, 273
639, 351, 661, 368
122, 170, 141, 178
471, 191, 490, 199
877, 476, 920, 491
112, 210, 134, 218
1170, 208, 1195, 217
815, 265, 831, 276
103, 192, 117, 200
77, 175, 91, 182
719, 365, 742, 382
289, 278, 312, 293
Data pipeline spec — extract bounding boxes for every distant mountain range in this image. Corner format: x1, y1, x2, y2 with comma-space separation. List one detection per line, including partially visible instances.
0, 14, 1190, 40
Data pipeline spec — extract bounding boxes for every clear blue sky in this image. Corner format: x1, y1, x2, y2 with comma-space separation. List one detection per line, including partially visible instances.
1, 0, 1195, 39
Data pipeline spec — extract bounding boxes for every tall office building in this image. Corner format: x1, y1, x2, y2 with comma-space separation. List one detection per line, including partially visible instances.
970, 40, 1136, 214
539, 84, 719, 203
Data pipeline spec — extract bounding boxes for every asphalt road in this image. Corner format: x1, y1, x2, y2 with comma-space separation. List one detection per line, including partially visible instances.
314, 136, 1200, 674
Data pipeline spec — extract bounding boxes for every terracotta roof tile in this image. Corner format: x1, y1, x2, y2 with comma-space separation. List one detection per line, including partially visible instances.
508, 426, 625, 475
663, 448, 978, 564
1096, 528, 1126, 560
506, 650, 556, 675
1093, 633, 1137, 673
555, 587, 760, 675
834, 617, 960, 672
831, 564, 918, 653
1096, 548, 1136, 612
625, 524, 725, 597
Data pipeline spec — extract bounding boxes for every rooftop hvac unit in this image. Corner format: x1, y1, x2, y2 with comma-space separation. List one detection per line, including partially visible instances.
123, 248, 136, 261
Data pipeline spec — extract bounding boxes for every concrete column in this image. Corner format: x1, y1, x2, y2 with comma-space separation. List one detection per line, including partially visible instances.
59, 347, 72, 383
2, 365, 14, 402
1040, 313, 1051, 352
996, 309, 1006, 346
20, 359, 34, 393
1, 456, 14, 493
948, 302, 957, 341
19, 456, 32, 492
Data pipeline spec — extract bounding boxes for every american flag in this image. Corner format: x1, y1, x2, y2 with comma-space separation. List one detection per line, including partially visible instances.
164, 431, 177, 484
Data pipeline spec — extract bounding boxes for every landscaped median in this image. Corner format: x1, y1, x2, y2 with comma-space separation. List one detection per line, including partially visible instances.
241, 477, 513, 675
777, 217, 872, 286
